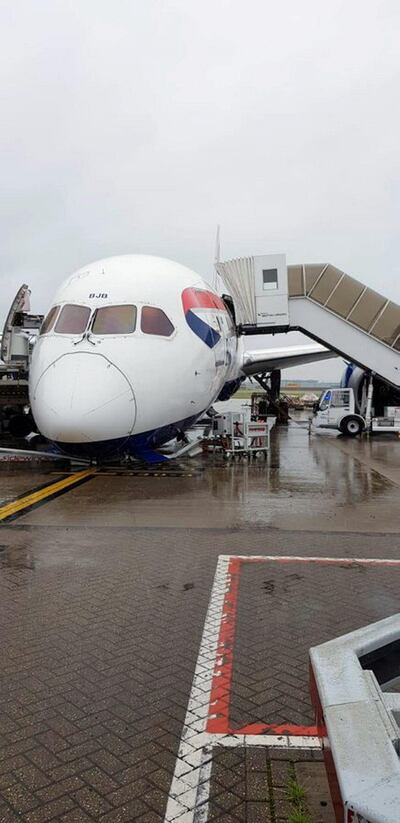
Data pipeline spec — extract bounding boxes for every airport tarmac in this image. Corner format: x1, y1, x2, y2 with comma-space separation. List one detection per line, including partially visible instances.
0, 421, 399, 822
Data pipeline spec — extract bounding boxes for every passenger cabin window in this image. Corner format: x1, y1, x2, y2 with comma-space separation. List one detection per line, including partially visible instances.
55, 304, 91, 334
92, 305, 137, 335
40, 305, 60, 335
141, 306, 174, 337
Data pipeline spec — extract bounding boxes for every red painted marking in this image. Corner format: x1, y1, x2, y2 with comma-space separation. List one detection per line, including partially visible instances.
309, 662, 326, 738
206, 555, 400, 738
310, 659, 342, 821
231, 722, 319, 736
323, 742, 344, 823
182, 287, 227, 314
207, 557, 240, 733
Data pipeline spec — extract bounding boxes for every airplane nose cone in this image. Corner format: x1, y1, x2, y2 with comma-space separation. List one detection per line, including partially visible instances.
31, 353, 136, 442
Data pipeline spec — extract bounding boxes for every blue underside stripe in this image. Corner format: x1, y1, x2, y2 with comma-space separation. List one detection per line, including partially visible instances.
185, 310, 220, 348
54, 409, 206, 462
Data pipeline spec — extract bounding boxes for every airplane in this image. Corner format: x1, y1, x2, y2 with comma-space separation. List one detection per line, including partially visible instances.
29, 254, 337, 462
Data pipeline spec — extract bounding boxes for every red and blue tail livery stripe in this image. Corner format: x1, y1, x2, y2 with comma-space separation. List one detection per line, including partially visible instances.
182, 288, 226, 348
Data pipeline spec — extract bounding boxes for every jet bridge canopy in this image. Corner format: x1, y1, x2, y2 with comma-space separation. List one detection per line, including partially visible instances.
216, 256, 400, 389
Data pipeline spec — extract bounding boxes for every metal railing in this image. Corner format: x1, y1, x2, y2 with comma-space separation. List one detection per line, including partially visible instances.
288, 264, 400, 351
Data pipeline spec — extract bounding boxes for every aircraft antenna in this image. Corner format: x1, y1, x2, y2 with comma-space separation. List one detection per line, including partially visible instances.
213, 224, 220, 290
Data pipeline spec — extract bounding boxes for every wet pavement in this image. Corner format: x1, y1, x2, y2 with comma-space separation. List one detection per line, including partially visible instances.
0, 422, 399, 821
230, 560, 400, 729
0, 469, 65, 507
9, 423, 400, 533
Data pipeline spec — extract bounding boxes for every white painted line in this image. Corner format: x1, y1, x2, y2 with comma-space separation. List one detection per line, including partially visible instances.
164, 555, 230, 822
210, 733, 321, 749
192, 748, 213, 823
218, 554, 400, 565
244, 734, 320, 749
164, 555, 322, 822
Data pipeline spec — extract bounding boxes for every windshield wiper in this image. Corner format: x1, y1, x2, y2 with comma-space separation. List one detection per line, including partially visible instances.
73, 330, 95, 346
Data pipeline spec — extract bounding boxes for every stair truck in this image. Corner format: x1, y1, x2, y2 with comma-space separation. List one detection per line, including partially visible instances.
311, 383, 400, 437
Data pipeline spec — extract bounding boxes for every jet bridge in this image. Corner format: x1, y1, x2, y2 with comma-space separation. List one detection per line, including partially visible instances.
216, 255, 400, 389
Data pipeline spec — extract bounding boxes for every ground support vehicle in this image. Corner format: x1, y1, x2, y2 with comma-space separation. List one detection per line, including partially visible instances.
311, 386, 400, 437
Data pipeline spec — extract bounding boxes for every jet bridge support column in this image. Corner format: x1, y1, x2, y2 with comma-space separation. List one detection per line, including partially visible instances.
310, 614, 400, 823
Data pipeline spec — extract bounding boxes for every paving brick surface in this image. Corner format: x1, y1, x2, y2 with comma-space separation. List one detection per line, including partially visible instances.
0, 520, 214, 819
208, 746, 334, 822
295, 762, 334, 823
230, 560, 400, 728
0, 424, 399, 819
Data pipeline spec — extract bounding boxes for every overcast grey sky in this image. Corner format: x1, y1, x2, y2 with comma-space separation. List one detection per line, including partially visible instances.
1, 0, 399, 379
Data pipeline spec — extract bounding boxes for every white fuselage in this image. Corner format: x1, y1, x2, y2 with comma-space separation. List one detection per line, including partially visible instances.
29, 255, 239, 459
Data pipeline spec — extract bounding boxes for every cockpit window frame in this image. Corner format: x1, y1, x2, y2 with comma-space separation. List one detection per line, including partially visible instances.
90, 304, 138, 336
41, 301, 176, 340
39, 305, 60, 336
54, 304, 92, 336
140, 305, 175, 338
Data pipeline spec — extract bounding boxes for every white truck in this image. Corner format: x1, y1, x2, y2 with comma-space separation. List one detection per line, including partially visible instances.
311, 387, 400, 437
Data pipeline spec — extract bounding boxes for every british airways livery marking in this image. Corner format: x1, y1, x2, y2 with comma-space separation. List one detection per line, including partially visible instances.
182, 287, 225, 349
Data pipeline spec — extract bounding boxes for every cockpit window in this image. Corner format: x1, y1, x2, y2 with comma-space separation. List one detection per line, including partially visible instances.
55, 304, 91, 335
92, 305, 137, 335
40, 305, 60, 335
141, 306, 174, 337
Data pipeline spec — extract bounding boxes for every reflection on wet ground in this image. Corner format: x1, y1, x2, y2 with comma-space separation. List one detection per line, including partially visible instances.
7, 421, 400, 532
0, 468, 62, 506
328, 432, 400, 486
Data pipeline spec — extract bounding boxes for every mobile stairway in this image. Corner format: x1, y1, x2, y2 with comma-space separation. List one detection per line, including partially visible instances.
216, 255, 400, 389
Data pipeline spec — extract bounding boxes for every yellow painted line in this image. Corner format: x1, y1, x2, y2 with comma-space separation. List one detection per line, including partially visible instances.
0, 468, 97, 521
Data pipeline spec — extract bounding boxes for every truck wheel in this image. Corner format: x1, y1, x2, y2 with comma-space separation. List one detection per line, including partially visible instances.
340, 416, 363, 437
